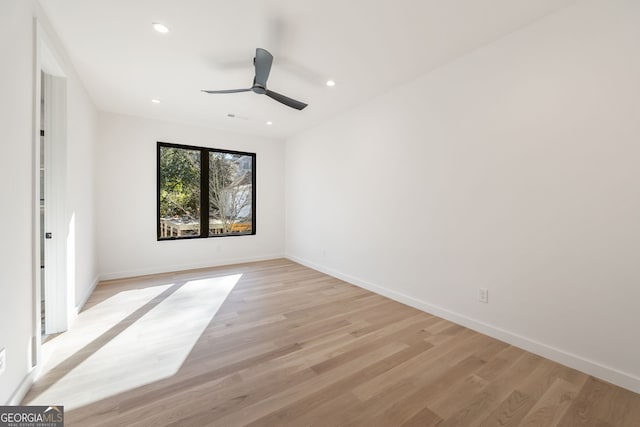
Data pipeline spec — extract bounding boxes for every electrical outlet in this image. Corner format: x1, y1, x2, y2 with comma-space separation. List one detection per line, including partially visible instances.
478, 288, 489, 303
0, 348, 6, 375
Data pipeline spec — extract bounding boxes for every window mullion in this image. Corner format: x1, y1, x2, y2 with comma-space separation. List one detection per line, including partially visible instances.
200, 149, 209, 237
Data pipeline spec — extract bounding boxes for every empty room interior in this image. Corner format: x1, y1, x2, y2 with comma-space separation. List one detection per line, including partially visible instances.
2, 0, 640, 425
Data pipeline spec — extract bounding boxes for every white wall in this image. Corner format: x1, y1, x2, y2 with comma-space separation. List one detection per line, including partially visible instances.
286, 0, 640, 392
96, 113, 285, 280
0, 0, 38, 406
0, 0, 99, 404
66, 45, 100, 310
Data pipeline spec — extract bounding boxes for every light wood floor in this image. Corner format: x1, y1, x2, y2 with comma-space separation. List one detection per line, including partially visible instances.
23, 259, 640, 426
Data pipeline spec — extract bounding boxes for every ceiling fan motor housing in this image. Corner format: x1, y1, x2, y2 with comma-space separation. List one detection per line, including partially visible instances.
252, 83, 267, 95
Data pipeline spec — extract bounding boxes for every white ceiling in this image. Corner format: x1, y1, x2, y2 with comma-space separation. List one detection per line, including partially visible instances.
41, 0, 577, 139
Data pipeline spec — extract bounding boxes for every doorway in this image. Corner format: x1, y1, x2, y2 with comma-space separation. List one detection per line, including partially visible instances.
33, 21, 69, 368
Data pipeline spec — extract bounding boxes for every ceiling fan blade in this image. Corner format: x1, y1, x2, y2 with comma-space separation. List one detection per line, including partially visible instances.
254, 48, 273, 87
265, 89, 308, 110
202, 88, 251, 94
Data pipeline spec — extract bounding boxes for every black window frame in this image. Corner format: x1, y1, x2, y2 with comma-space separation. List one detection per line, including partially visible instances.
157, 141, 256, 241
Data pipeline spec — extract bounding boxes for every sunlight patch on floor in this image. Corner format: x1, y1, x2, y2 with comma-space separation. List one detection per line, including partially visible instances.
28, 274, 241, 410
40, 284, 173, 376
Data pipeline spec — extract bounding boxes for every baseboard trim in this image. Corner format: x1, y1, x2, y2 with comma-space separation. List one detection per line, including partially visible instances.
75, 274, 99, 316
6, 370, 36, 405
99, 254, 285, 282
286, 254, 640, 394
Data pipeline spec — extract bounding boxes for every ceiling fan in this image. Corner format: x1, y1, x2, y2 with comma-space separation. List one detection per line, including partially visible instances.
202, 48, 308, 110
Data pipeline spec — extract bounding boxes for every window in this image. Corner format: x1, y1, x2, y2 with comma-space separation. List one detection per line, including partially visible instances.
157, 142, 255, 240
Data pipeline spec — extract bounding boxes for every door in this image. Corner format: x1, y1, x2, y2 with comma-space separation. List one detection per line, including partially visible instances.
40, 71, 46, 335
41, 71, 68, 335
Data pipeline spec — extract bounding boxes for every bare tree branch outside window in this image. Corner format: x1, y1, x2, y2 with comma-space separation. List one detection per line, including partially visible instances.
209, 152, 253, 234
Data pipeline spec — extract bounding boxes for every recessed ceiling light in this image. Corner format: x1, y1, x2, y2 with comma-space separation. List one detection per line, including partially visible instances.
151, 99, 161, 104
266, 121, 273, 125
326, 80, 336, 87
152, 23, 169, 34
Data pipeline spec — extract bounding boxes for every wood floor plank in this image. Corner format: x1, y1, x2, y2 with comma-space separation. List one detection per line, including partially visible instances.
478, 389, 536, 427
518, 377, 583, 427
558, 377, 640, 427
352, 328, 476, 401
20, 259, 640, 426
442, 352, 542, 426
401, 407, 444, 427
